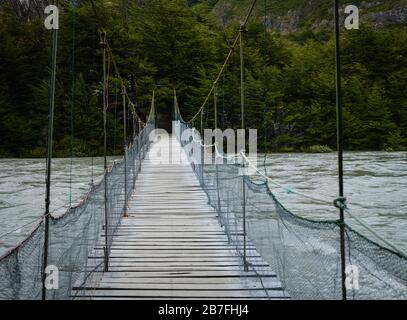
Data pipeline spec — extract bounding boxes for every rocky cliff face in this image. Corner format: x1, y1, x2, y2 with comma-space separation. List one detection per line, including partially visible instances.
0, 0, 49, 20
2, 0, 407, 32
366, 6, 407, 28
213, 0, 407, 33
0, 0, 84, 20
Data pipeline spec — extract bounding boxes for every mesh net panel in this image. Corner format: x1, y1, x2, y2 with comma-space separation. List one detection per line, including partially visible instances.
0, 0, 157, 300
175, 115, 287, 298
0, 124, 154, 300
174, 111, 407, 300
0, 223, 45, 299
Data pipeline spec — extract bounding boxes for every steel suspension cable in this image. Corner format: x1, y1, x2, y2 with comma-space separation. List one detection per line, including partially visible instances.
238, 151, 407, 258
69, 2, 77, 208
42, 0, 59, 300
188, 0, 258, 123
262, 0, 269, 175
89, 0, 146, 126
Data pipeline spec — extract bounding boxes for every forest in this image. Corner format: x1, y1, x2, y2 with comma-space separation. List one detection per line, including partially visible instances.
0, 0, 406, 157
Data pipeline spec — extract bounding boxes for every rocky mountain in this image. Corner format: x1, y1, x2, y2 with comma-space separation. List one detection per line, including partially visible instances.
2, 0, 406, 32
211, 0, 407, 33
0, 0, 84, 20
0, 0, 48, 19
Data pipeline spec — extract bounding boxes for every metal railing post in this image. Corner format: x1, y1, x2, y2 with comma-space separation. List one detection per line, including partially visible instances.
240, 22, 248, 272
133, 138, 136, 188
240, 25, 245, 130
132, 112, 136, 187
334, 0, 347, 301
138, 119, 142, 173
242, 167, 248, 271
200, 145, 204, 186
122, 86, 128, 217
214, 82, 218, 129
216, 161, 221, 214
100, 30, 109, 272
42, 5, 59, 299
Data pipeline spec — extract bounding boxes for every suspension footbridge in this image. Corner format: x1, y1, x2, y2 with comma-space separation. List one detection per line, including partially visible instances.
73, 135, 287, 300
0, 0, 406, 301
0, 99, 405, 300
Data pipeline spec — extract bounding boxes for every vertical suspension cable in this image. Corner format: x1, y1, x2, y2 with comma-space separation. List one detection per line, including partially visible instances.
221, 72, 225, 130
200, 108, 203, 135
240, 25, 245, 130
138, 118, 142, 173
132, 105, 136, 189
128, 102, 131, 137
122, 85, 128, 217
42, 0, 59, 301
90, 10, 96, 187
69, 3, 76, 207
262, 0, 268, 174
100, 30, 109, 272
204, 99, 209, 130
214, 82, 218, 129
334, 0, 347, 301
113, 76, 118, 155
133, 111, 136, 140
91, 156, 94, 185
173, 88, 177, 120
239, 23, 248, 272
187, 0, 257, 125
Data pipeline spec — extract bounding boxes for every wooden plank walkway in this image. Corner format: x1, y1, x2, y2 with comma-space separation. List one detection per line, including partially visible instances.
75, 134, 288, 300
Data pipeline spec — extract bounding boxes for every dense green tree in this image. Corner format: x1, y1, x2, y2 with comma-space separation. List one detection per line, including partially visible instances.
0, 0, 406, 156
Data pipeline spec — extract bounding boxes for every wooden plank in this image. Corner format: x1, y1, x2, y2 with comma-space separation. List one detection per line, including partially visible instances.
92, 283, 281, 291
98, 276, 279, 285
99, 262, 248, 268
105, 266, 273, 272
74, 296, 283, 301
91, 252, 262, 257
91, 271, 277, 278
73, 289, 286, 298
76, 135, 287, 300
91, 257, 265, 263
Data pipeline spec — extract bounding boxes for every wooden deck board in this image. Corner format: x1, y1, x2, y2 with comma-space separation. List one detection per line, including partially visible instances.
77, 135, 287, 300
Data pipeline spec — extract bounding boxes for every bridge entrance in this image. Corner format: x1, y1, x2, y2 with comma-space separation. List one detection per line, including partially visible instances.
153, 89, 174, 132
155, 101, 173, 132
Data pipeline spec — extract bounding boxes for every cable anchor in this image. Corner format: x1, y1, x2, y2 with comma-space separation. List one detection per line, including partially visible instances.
333, 197, 347, 210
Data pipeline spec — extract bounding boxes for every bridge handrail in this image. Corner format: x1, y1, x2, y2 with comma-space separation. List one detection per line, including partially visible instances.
175, 117, 407, 300
0, 115, 155, 300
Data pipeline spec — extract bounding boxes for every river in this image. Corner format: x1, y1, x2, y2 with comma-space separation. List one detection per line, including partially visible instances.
0, 151, 406, 256
0, 156, 118, 256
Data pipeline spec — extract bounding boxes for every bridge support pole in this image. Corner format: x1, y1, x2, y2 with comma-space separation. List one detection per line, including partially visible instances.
42, 8, 59, 301
215, 152, 223, 232
133, 114, 136, 188
200, 145, 204, 186
214, 82, 218, 129
200, 109, 203, 137
242, 172, 248, 272
100, 30, 109, 272
122, 85, 128, 217
133, 107, 136, 141
240, 23, 248, 272
334, 0, 347, 301
240, 25, 245, 130
215, 161, 221, 216
138, 119, 142, 173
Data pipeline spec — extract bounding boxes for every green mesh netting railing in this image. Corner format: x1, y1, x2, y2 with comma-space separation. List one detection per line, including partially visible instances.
0, 122, 154, 300
174, 110, 407, 300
